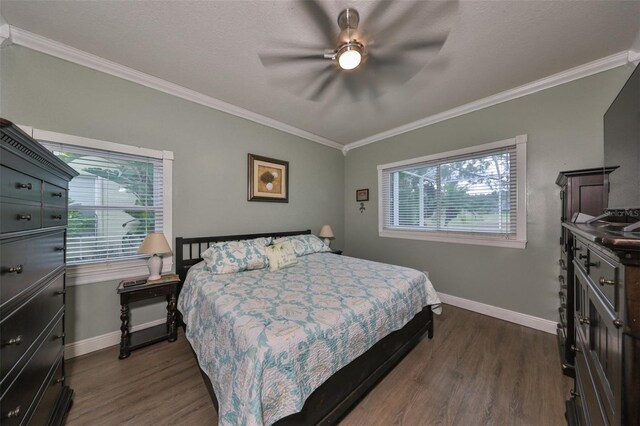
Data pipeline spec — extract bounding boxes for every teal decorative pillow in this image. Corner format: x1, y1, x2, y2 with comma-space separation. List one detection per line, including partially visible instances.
201, 237, 271, 274
265, 241, 298, 271
273, 234, 330, 257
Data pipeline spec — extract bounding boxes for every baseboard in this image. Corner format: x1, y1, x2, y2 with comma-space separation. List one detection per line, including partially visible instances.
438, 292, 557, 334
64, 318, 166, 359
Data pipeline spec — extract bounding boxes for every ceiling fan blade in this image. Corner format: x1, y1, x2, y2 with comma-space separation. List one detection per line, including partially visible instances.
362, 0, 393, 29
377, 36, 448, 53
342, 74, 363, 102
308, 70, 340, 101
374, 1, 457, 46
365, 54, 424, 87
259, 53, 327, 67
299, 0, 336, 45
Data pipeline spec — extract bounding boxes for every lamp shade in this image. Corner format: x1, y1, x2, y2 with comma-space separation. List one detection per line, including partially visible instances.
137, 232, 172, 255
318, 225, 334, 239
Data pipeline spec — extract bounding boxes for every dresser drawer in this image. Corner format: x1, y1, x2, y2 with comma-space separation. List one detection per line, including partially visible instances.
559, 250, 568, 272
28, 357, 64, 426
586, 287, 621, 425
588, 249, 618, 313
1, 274, 64, 388
0, 201, 42, 233
1, 231, 65, 309
0, 166, 42, 204
42, 182, 67, 208
574, 236, 588, 275
42, 207, 67, 228
575, 334, 607, 426
0, 316, 64, 426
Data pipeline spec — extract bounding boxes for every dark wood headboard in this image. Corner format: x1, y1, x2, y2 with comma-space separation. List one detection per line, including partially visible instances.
175, 229, 311, 283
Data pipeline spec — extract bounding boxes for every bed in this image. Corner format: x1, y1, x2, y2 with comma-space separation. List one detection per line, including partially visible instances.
175, 230, 441, 425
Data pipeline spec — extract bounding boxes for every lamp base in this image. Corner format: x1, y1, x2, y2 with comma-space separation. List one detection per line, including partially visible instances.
323, 237, 331, 247
147, 254, 163, 281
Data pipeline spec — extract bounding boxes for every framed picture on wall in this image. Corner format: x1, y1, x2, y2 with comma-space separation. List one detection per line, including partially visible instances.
248, 154, 289, 202
356, 188, 369, 202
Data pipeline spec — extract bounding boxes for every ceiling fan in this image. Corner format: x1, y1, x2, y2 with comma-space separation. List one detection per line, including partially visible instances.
259, 0, 457, 102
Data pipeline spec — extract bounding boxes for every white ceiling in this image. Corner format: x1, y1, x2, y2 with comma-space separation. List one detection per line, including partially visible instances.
2, 1, 639, 147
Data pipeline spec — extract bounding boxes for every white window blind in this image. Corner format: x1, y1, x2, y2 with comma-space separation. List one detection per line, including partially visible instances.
379, 136, 527, 248
40, 141, 164, 265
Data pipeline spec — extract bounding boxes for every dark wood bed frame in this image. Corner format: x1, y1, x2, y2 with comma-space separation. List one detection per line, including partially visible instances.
175, 230, 434, 425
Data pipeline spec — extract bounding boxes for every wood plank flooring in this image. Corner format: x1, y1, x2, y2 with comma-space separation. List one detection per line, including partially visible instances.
65, 305, 571, 425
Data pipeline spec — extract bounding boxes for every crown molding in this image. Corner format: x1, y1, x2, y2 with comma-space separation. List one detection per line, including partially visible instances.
343, 50, 632, 153
0, 23, 10, 46
5, 25, 634, 154
6, 26, 344, 151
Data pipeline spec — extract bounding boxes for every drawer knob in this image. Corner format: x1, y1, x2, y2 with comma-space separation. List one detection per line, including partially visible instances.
55, 289, 67, 295
17, 182, 32, 190
599, 277, 615, 286
570, 390, 580, 398
54, 333, 66, 340
571, 344, 581, 353
558, 259, 566, 270
7, 264, 23, 274
52, 192, 63, 198
55, 246, 66, 252
585, 261, 599, 268
17, 214, 32, 221
578, 316, 590, 325
3, 335, 23, 346
613, 319, 623, 328
51, 214, 63, 220
3, 405, 21, 419
578, 253, 587, 260
53, 376, 65, 384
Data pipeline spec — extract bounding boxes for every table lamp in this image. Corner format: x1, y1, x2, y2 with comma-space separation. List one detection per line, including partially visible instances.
318, 225, 334, 247
138, 232, 172, 280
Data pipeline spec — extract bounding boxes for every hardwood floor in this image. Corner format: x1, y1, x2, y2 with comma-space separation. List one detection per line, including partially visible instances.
65, 305, 571, 425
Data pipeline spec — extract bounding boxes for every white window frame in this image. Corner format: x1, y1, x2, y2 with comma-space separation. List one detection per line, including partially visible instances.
31, 127, 174, 286
377, 135, 527, 249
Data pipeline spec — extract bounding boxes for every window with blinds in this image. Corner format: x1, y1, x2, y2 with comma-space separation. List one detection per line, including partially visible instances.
40, 141, 165, 264
378, 136, 527, 248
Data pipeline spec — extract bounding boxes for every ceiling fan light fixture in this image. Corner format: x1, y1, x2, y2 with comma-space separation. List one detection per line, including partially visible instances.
337, 42, 363, 70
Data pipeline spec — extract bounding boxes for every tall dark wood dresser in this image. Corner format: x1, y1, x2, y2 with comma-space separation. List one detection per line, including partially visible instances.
556, 167, 616, 378
564, 218, 640, 425
1, 119, 77, 425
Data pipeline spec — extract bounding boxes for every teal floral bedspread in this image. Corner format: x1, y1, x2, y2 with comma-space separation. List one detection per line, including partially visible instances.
178, 253, 441, 426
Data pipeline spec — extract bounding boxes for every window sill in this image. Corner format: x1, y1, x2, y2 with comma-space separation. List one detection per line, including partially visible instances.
66, 256, 174, 286
379, 230, 527, 249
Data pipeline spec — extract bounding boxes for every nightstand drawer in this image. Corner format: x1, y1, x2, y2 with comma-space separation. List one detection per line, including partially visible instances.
1, 231, 65, 308
0, 201, 42, 233
1, 274, 65, 387
0, 316, 64, 425
0, 166, 42, 204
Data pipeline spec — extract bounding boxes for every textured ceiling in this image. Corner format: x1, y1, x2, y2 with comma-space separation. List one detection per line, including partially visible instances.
2, 0, 639, 146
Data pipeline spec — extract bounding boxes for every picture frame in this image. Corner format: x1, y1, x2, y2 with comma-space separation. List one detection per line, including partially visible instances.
356, 188, 369, 202
248, 154, 289, 202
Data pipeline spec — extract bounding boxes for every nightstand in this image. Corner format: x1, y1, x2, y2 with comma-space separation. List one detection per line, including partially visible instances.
329, 248, 343, 255
116, 273, 180, 359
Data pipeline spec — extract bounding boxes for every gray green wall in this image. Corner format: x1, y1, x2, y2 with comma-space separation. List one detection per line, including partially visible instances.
0, 45, 345, 343
344, 66, 634, 321
1, 43, 633, 344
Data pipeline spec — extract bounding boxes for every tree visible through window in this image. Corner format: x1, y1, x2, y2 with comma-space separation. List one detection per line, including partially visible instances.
41, 143, 164, 264
379, 137, 526, 247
